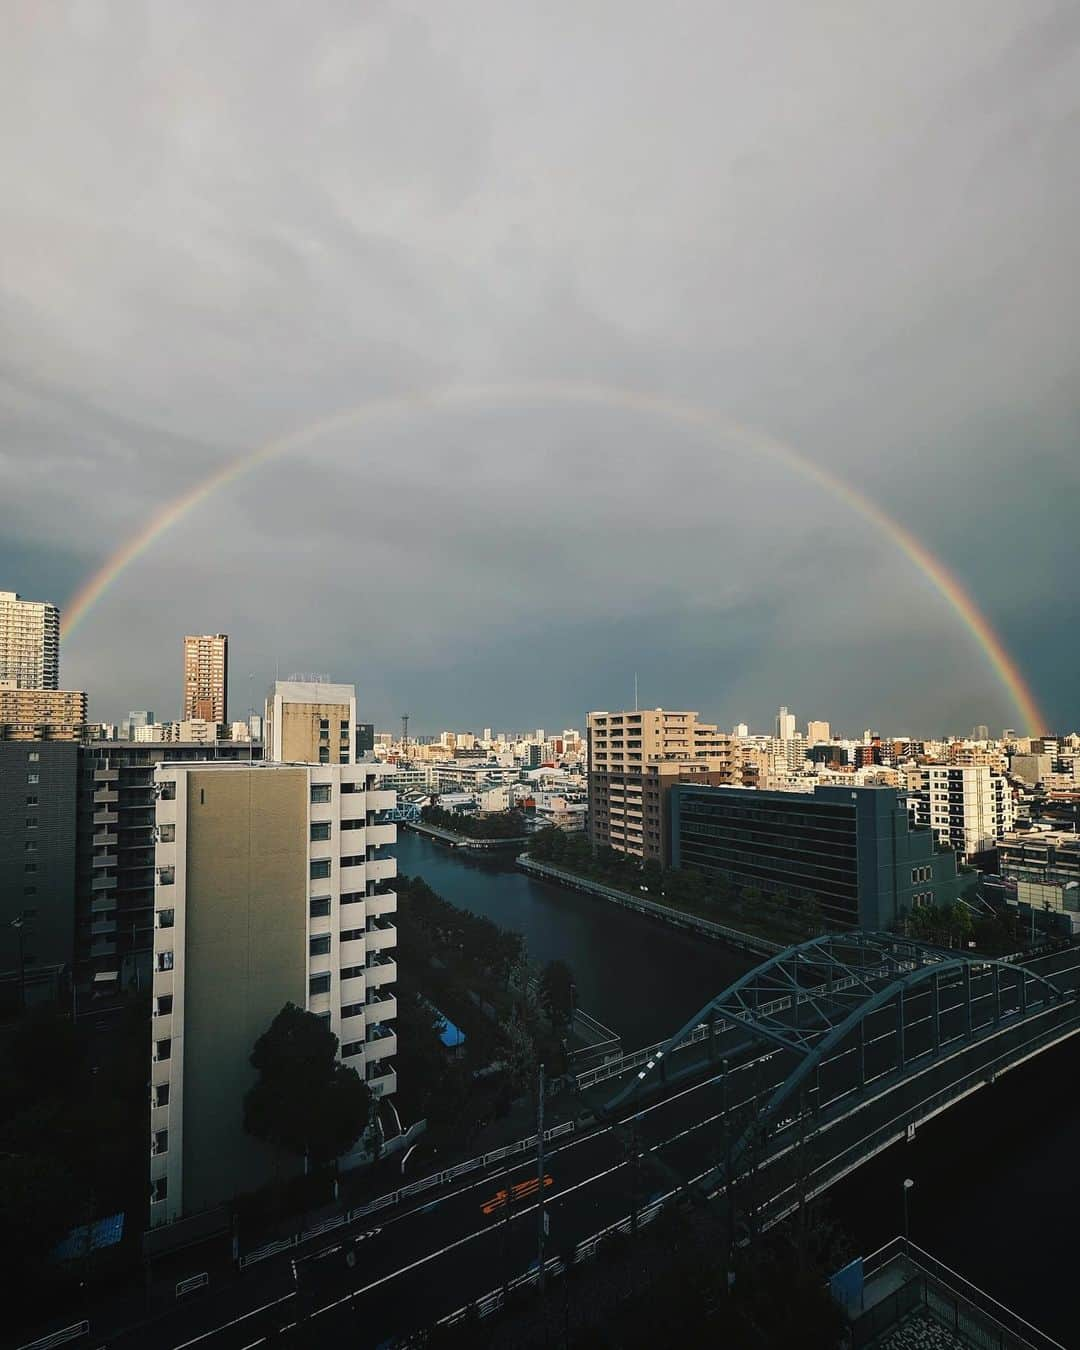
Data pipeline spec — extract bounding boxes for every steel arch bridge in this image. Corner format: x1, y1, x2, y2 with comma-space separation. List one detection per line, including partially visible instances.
605, 932, 1068, 1146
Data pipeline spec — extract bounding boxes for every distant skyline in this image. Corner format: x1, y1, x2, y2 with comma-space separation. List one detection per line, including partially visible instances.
3, 3, 1077, 733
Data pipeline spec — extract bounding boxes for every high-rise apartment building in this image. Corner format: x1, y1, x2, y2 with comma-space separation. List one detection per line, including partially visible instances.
921, 764, 1014, 859
149, 760, 397, 1226
587, 708, 737, 862
182, 635, 228, 724
807, 720, 831, 744
775, 706, 796, 742
1, 742, 77, 1006
0, 684, 88, 741
0, 591, 60, 689
265, 680, 357, 765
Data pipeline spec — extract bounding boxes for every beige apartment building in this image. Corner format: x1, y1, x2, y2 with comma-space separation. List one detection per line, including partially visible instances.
587, 708, 738, 863
0, 590, 60, 690
265, 680, 358, 765
182, 634, 229, 724
0, 683, 88, 740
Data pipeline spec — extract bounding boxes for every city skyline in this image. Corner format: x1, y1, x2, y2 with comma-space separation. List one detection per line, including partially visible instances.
3, 4, 1078, 733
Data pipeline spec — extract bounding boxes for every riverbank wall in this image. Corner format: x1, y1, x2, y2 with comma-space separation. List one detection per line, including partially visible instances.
403, 820, 530, 851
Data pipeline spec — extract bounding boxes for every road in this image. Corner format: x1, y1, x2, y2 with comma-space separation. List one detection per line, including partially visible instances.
26, 948, 1080, 1350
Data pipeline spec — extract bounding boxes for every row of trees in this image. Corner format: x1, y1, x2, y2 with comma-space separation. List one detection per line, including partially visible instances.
421, 802, 528, 840
527, 827, 825, 940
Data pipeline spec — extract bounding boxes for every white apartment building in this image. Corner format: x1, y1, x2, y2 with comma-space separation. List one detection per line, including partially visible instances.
921, 764, 1014, 858
0, 590, 60, 689
150, 759, 397, 1227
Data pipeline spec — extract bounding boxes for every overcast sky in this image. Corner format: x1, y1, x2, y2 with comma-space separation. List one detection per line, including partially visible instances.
2, 2, 1078, 736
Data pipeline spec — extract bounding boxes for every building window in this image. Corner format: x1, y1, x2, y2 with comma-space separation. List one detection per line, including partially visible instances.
23, 887, 36, 898
309, 972, 331, 996
158, 781, 176, 800
311, 784, 331, 804
309, 934, 331, 956
24, 840, 37, 852
340, 720, 349, 731
23, 862, 37, 873
156, 994, 173, 1015
309, 897, 331, 919
25, 817, 38, 829
341, 965, 364, 980
340, 855, 363, 868
27, 773, 38, 785
318, 747, 330, 764
320, 719, 330, 730
155, 1038, 171, 1061
157, 867, 175, 886
25, 795, 37, 806
341, 1041, 363, 1059
340, 891, 363, 905
159, 823, 175, 843
341, 1002, 364, 1019
154, 1083, 170, 1107
158, 909, 175, 929
157, 951, 174, 971
310, 822, 331, 841
341, 820, 363, 831
317, 1011, 332, 1028
153, 1130, 168, 1155
310, 860, 331, 880
27, 751, 39, 762
341, 928, 364, 942
151, 1178, 167, 1203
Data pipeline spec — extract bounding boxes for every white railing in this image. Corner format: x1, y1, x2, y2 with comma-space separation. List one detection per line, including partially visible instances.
16, 1323, 90, 1350
175, 1271, 208, 1298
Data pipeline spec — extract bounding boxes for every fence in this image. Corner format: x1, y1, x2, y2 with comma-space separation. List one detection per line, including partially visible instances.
175, 1272, 208, 1299
16, 1324, 89, 1350
238, 1120, 577, 1266
851, 1238, 1066, 1350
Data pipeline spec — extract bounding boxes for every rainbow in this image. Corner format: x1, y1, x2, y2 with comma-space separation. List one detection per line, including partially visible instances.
62, 381, 1047, 734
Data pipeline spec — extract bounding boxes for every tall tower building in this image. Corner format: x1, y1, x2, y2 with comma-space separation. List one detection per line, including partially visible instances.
775, 706, 796, 742
0, 590, 60, 689
149, 759, 397, 1225
182, 635, 228, 724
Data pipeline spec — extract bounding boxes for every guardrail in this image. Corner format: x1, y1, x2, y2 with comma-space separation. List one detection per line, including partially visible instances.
16, 1323, 89, 1350
175, 1272, 208, 1299
239, 1120, 579, 1265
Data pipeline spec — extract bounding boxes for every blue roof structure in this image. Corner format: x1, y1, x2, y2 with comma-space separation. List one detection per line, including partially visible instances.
53, 1211, 125, 1262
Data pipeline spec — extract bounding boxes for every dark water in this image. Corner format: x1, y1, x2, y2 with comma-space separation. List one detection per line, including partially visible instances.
396, 829, 754, 1046
401, 829, 1080, 1344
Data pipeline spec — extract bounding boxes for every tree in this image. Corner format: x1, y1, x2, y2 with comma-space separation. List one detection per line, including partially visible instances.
244, 1003, 373, 1168
539, 959, 576, 1033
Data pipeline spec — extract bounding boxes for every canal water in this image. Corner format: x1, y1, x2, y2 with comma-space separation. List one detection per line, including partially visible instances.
400, 829, 1080, 1344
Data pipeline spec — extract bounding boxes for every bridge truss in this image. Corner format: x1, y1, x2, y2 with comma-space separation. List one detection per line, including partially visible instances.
606, 932, 1068, 1147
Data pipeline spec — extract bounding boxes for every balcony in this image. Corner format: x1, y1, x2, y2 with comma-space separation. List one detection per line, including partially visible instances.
91, 919, 117, 937
92, 853, 117, 869
365, 954, 396, 989
366, 789, 395, 813
93, 810, 119, 826
93, 789, 119, 805
365, 919, 395, 954
366, 890, 397, 919
340, 937, 366, 967
365, 1060, 396, 1097
365, 989, 396, 1021
366, 823, 396, 849
366, 1023, 397, 1059
365, 856, 396, 886
92, 832, 117, 849
94, 768, 119, 784
341, 972, 365, 1004
91, 874, 117, 892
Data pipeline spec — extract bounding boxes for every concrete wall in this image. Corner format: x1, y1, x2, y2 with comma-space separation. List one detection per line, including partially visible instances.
181, 766, 308, 1212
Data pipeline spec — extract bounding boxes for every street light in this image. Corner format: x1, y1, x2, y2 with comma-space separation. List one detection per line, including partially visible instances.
902, 1178, 914, 1247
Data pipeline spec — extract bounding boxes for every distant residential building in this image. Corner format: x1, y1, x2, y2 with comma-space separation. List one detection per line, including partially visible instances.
672, 783, 964, 930
923, 764, 1014, 859
0, 589, 60, 689
182, 634, 229, 724
587, 708, 738, 861
0, 684, 88, 740
1009, 753, 1051, 787
356, 722, 375, 758
807, 720, 831, 744
150, 760, 397, 1225
123, 711, 155, 741
0, 741, 77, 1006
265, 680, 357, 765
775, 706, 796, 742
997, 830, 1080, 923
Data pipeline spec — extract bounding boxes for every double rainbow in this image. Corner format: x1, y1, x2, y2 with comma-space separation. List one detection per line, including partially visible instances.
62, 381, 1046, 734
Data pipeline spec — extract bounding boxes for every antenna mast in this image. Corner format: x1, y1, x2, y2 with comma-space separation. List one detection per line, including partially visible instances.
401, 713, 409, 762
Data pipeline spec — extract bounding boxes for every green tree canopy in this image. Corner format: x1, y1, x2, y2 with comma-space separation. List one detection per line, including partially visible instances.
243, 1003, 373, 1167
539, 958, 576, 1033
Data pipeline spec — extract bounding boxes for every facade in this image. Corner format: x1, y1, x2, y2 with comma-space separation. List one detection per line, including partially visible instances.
0, 684, 88, 740
0, 590, 60, 689
775, 707, 796, 741
356, 722, 375, 758
182, 634, 229, 724
807, 720, 831, 744
671, 783, 964, 930
265, 680, 357, 765
76, 739, 262, 990
149, 759, 397, 1226
0, 742, 77, 1006
921, 765, 1014, 859
587, 708, 737, 862
997, 830, 1080, 918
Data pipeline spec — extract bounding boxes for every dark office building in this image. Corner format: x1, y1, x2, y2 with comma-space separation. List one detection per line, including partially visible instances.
671, 783, 963, 930
0, 741, 77, 1006
76, 739, 263, 991
356, 722, 375, 757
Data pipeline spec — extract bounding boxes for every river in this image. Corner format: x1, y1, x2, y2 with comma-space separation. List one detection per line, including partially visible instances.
399, 828, 1080, 1344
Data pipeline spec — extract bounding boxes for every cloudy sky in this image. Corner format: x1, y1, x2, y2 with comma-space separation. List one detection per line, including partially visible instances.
2, 2, 1078, 736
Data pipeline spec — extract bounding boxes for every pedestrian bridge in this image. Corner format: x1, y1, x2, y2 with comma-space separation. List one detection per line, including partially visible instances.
603, 932, 1080, 1219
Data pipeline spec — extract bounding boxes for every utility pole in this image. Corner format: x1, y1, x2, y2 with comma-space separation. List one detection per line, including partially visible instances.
536, 1063, 547, 1296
